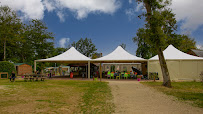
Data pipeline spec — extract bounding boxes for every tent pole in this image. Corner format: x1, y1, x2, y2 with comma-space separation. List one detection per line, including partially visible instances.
86, 64, 87, 78
88, 61, 90, 79
100, 63, 102, 82
147, 60, 149, 79
34, 60, 36, 73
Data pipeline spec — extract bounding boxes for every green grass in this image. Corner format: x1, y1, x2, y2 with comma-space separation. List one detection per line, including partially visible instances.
0, 79, 114, 113
141, 82, 203, 108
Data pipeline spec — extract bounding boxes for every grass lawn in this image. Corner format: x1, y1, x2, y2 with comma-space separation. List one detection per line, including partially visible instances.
141, 82, 203, 108
0, 79, 114, 113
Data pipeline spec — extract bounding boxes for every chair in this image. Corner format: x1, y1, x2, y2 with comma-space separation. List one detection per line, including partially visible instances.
116, 74, 120, 79
107, 74, 111, 79
121, 72, 124, 79
110, 73, 114, 79
124, 73, 128, 79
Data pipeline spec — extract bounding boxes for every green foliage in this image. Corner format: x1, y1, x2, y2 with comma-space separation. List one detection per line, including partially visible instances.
0, 6, 55, 68
0, 61, 15, 76
134, 1, 196, 57
71, 38, 97, 57
52, 47, 67, 57
133, 29, 196, 59
0, 6, 22, 61
91, 53, 101, 59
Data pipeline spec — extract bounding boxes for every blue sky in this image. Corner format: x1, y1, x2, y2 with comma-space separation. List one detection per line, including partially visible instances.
1, 0, 203, 56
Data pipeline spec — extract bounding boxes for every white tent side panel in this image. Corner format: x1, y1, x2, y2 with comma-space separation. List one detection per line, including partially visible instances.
149, 60, 203, 81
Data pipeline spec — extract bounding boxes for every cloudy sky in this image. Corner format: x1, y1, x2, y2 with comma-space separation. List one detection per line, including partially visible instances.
1, 0, 203, 55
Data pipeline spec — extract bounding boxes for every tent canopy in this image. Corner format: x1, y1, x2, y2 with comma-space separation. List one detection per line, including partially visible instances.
92, 46, 146, 63
36, 47, 91, 63
149, 45, 203, 60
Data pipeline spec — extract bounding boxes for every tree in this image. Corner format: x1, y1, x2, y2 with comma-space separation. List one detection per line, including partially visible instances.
135, 0, 180, 87
133, 29, 196, 59
120, 43, 126, 50
0, 6, 22, 61
71, 38, 97, 57
91, 53, 102, 59
52, 47, 67, 57
133, 28, 155, 59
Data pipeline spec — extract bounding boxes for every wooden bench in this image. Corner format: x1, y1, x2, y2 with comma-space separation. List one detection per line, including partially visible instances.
23, 74, 46, 82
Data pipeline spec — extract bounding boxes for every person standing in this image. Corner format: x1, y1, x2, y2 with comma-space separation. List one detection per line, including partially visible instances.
10, 71, 16, 82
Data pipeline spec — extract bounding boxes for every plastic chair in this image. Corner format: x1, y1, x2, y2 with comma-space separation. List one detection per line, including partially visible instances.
121, 72, 124, 79
110, 73, 114, 79
116, 74, 120, 79
124, 73, 128, 79
107, 74, 110, 79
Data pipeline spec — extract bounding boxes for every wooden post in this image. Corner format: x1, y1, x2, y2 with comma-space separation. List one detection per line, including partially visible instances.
100, 63, 102, 82
88, 61, 90, 79
86, 64, 87, 78
34, 60, 36, 73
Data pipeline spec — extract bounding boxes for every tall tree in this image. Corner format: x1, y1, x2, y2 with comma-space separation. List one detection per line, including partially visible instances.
71, 38, 97, 57
133, 29, 196, 59
135, 0, 180, 87
0, 6, 22, 61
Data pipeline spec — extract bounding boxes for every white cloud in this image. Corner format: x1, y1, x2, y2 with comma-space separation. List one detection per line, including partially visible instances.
125, 8, 136, 21
1, 0, 121, 21
170, 0, 203, 32
59, 38, 70, 48
129, 0, 133, 4
125, 2, 143, 20
196, 44, 203, 50
43, 0, 56, 12
57, 11, 65, 22
1, 0, 45, 20
55, 0, 121, 19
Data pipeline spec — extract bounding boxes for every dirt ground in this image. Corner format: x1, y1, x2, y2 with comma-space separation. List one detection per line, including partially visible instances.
108, 81, 203, 114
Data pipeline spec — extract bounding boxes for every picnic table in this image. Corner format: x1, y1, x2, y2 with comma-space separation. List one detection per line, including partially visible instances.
23, 74, 46, 82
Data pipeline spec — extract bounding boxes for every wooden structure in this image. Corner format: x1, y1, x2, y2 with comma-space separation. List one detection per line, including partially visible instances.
23, 74, 46, 81
187, 49, 203, 57
14, 63, 32, 76
0, 72, 8, 79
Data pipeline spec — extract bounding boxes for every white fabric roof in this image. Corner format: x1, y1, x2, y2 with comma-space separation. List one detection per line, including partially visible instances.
93, 46, 146, 62
36, 47, 91, 62
149, 45, 203, 60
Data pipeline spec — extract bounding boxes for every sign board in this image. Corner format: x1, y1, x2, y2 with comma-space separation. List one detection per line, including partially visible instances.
0, 72, 8, 79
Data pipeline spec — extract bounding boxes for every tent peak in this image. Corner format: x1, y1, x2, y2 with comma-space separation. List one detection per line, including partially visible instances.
149, 44, 203, 60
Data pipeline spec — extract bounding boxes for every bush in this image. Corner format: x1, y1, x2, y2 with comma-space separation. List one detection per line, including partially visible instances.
0, 61, 15, 76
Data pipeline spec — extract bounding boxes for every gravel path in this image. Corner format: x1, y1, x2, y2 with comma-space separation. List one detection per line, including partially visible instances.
109, 81, 203, 114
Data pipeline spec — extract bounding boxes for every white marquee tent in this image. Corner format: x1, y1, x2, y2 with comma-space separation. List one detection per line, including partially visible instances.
92, 46, 146, 63
92, 46, 147, 80
149, 45, 203, 81
34, 47, 92, 78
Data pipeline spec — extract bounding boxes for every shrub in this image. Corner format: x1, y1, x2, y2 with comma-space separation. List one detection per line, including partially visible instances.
0, 61, 15, 76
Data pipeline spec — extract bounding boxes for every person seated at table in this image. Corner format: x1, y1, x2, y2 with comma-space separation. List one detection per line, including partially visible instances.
10, 71, 16, 82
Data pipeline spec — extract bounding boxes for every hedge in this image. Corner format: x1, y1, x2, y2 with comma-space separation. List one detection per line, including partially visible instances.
0, 61, 15, 76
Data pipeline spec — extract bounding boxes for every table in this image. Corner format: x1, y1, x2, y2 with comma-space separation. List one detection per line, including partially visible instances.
23, 74, 46, 82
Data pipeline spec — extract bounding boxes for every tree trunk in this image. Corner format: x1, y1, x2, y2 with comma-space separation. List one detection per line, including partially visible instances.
3, 39, 6, 61
157, 47, 172, 88
143, 1, 172, 87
